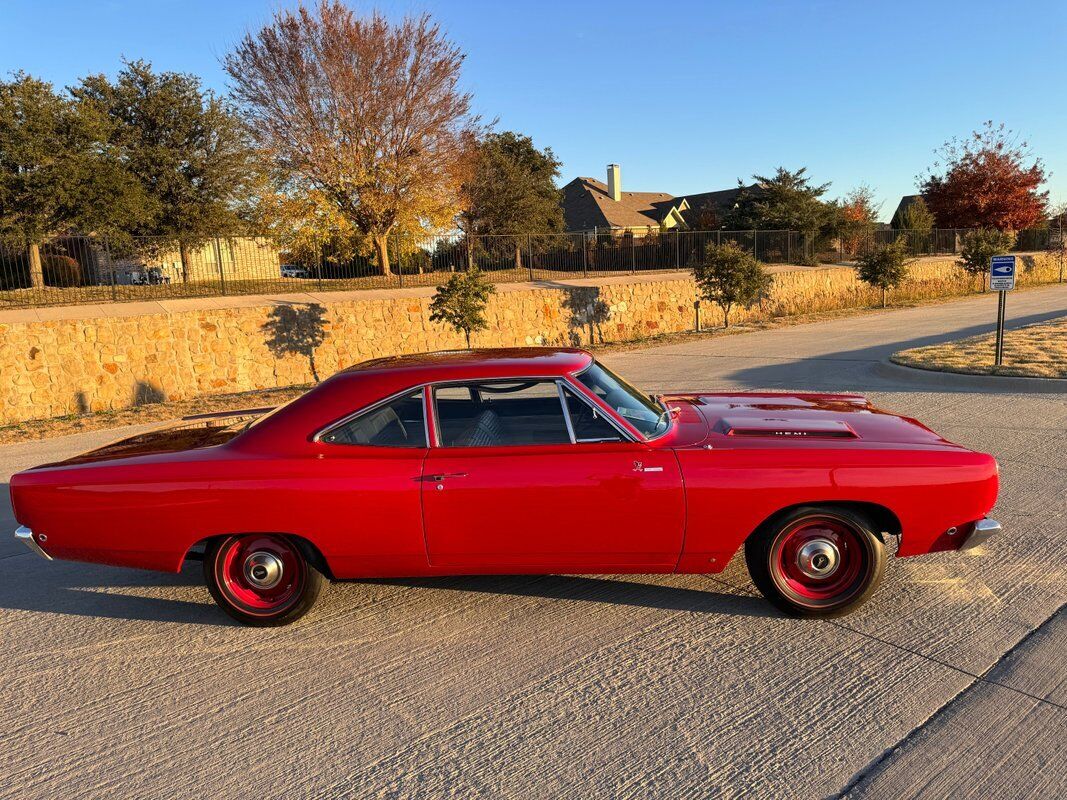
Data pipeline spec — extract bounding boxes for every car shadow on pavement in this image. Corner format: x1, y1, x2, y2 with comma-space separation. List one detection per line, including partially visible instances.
0, 560, 234, 626
723, 307, 1067, 395
366, 574, 776, 618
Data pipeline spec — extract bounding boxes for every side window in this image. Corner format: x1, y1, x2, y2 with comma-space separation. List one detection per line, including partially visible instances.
435, 381, 571, 447
562, 387, 623, 442
320, 390, 426, 447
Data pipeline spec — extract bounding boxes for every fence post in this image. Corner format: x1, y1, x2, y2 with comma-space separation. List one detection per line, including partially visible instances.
213, 238, 226, 295
752, 229, 757, 261
103, 236, 117, 302
630, 234, 636, 275
674, 230, 680, 269
527, 234, 534, 282
315, 241, 324, 292
1054, 224, 1062, 283
396, 234, 404, 288
581, 234, 588, 278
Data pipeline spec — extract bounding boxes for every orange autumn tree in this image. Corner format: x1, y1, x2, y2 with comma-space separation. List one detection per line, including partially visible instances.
839, 185, 880, 257
225, 2, 479, 276
919, 122, 1047, 231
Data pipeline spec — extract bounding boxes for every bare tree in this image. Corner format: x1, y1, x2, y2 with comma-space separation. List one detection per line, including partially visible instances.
224, 1, 478, 276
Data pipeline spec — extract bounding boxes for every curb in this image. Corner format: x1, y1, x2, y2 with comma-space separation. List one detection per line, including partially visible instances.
874, 359, 1067, 394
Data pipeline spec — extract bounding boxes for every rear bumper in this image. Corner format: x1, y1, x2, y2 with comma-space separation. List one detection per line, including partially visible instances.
962, 518, 1001, 550
14, 526, 52, 560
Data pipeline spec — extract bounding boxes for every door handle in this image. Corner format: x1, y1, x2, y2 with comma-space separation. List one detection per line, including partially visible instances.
428, 472, 468, 481
633, 461, 663, 473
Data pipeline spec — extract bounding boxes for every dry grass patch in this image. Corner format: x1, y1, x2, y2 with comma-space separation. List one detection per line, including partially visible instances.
892, 316, 1067, 379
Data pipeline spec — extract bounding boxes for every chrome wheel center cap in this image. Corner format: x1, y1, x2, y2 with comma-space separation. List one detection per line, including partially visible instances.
796, 539, 840, 579
243, 551, 284, 589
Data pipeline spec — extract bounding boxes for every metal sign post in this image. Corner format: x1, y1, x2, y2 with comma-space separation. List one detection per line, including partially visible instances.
989, 255, 1016, 367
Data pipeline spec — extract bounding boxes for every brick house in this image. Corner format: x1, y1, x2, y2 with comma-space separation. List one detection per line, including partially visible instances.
561, 164, 759, 235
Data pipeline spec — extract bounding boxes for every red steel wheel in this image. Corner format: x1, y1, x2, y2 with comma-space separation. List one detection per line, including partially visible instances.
745, 507, 885, 617
204, 534, 324, 626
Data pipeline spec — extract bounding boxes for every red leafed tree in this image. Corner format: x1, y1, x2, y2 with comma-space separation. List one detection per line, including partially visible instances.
919, 122, 1048, 231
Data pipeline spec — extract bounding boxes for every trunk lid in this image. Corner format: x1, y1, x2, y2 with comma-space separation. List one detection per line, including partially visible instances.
29, 408, 273, 469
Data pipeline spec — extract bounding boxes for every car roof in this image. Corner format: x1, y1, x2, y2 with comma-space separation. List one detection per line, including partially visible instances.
231, 348, 595, 451
336, 347, 593, 381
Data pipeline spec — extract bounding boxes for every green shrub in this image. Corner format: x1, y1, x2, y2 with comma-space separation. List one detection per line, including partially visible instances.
958, 229, 1016, 289
856, 237, 913, 308
692, 242, 773, 328
429, 268, 496, 347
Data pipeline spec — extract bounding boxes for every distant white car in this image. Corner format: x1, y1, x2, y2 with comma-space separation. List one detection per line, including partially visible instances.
281, 265, 309, 279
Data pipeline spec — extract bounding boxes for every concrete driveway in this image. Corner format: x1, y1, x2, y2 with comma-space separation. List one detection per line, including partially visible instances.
1, 286, 1065, 799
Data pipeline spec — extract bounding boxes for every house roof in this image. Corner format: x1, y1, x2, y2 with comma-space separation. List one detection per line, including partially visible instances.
561, 177, 758, 232
561, 177, 675, 231
891, 194, 922, 225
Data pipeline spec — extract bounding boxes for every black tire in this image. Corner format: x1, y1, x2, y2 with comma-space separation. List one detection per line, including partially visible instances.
745, 506, 885, 618
204, 534, 325, 627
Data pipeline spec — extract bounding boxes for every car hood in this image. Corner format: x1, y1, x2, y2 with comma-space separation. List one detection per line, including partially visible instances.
660, 392, 955, 448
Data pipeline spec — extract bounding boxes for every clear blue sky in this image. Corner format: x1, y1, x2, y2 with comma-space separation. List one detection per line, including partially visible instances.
3, 0, 1065, 220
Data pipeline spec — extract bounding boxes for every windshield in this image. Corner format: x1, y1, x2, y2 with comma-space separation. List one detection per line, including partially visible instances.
576, 361, 670, 438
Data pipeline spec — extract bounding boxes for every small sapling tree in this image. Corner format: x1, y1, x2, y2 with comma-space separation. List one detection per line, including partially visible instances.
692, 242, 773, 328
857, 237, 913, 308
429, 268, 495, 347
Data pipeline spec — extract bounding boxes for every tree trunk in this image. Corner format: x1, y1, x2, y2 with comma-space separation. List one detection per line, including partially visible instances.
178, 241, 192, 284
464, 329, 471, 349
27, 242, 44, 289
722, 305, 730, 328
882, 287, 887, 308
514, 241, 523, 272
464, 237, 473, 272
373, 235, 392, 276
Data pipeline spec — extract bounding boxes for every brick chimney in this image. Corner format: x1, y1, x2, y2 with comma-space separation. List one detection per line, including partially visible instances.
607, 163, 621, 201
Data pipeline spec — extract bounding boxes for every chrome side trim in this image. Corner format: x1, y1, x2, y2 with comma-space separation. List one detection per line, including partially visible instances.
14, 526, 52, 560
962, 518, 1001, 550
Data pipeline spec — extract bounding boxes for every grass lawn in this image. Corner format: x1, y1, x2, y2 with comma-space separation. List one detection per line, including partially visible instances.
892, 316, 1067, 379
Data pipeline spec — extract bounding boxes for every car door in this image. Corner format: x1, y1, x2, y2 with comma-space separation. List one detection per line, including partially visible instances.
305, 388, 430, 577
422, 379, 685, 571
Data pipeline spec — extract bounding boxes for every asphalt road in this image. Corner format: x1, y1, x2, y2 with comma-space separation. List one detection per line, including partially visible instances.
1, 285, 1065, 799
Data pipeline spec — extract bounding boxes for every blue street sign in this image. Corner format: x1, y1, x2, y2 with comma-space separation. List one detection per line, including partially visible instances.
990, 255, 1016, 291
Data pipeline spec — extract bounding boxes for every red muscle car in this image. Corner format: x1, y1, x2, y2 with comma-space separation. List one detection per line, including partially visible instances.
10, 348, 1000, 626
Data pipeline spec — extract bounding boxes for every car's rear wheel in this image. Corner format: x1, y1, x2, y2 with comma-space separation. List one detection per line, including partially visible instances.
204, 534, 324, 626
745, 506, 885, 617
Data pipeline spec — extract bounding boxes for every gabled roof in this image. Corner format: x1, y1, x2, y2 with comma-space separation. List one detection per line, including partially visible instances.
891, 195, 922, 225
561, 178, 759, 232
561, 177, 675, 231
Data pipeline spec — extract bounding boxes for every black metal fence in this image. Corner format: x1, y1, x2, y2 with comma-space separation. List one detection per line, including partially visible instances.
830, 226, 1063, 262
0, 227, 1060, 310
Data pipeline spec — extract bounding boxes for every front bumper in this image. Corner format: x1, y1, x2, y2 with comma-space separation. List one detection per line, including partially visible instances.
962, 518, 1001, 550
14, 526, 52, 560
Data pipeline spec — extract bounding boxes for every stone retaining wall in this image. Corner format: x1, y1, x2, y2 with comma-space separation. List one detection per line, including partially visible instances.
0, 253, 1061, 425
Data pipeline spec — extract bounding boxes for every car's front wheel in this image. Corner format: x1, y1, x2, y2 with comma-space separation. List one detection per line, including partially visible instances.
204, 534, 324, 626
745, 506, 885, 617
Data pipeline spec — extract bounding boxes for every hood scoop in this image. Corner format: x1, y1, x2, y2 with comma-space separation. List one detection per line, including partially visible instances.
721, 417, 858, 440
